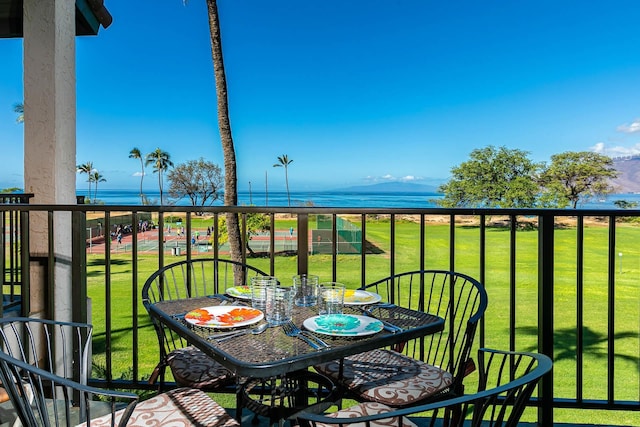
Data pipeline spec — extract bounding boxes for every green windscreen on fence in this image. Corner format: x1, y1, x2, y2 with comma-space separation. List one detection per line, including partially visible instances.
311, 215, 362, 254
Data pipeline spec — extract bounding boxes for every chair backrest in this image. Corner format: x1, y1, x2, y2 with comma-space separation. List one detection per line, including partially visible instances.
142, 258, 268, 305
363, 270, 488, 393
470, 348, 552, 427
0, 317, 138, 427
141, 258, 268, 382
297, 348, 552, 427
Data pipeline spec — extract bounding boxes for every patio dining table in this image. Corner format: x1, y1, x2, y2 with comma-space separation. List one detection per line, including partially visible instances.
146, 294, 444, 423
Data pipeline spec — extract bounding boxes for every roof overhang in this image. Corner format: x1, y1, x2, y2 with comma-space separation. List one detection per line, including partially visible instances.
0, 0, 112, 38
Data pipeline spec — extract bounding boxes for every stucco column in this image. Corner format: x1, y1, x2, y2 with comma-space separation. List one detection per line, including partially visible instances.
23, 0, 77, 321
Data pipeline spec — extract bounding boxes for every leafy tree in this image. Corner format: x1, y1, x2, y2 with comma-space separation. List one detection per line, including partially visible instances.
167, 158, 223, 209
437, 146, 541, 208
13, 103, 24, 124
213, 211, 270, 257
76, 162, 94, 202
613, 200, 639, 209
89, 171, 106, 203
205, 0, 243, 281
539, 151, 618, 209
145, 148, 173, 205
273, 154, 293, 206
129, 147, 145, 204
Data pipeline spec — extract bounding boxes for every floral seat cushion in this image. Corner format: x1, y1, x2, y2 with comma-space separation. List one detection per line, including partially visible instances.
314, 402, 418, 427
85, 388, 239, 426
167, 346, 234, 389
315, 349, 453, 406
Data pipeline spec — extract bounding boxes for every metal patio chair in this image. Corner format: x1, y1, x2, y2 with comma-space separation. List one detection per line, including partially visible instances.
142, 258, 268, 391
299, 348, 552, 427
0, 317, 239, 427
315, 270, 488, 407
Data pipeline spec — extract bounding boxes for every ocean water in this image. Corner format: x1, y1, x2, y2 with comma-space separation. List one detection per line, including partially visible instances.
79, 189, 444, 208
78, 189, 640, 210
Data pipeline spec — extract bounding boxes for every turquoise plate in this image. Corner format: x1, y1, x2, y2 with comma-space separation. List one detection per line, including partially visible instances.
303, 314, 383, 337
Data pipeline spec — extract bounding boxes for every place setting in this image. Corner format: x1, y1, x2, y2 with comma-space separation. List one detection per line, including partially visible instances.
279, 276, 387, 340
302, 282, 393, 338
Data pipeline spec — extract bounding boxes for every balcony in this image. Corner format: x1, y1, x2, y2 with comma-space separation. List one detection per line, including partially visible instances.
1, 198, 639, 426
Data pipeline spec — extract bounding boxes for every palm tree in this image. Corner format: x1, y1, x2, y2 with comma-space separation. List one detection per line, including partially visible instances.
205, 0, 243, 276
89, 171, 106, 203
76, 162, 94, 202
129, 147, 145, 204
273, 154, 293, 206
13, 103, 24, 124
145, 148, 173, 205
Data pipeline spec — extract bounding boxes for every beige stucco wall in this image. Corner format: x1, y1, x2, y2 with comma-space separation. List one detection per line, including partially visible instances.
23, 0, 76, 321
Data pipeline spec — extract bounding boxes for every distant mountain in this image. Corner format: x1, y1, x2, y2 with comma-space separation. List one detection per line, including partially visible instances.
335, 182, 441, 194
612, 156, 640, 193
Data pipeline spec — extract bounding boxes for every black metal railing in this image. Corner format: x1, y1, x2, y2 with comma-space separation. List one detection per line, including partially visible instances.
1, 199, 639, 426
0, 193, 32, 317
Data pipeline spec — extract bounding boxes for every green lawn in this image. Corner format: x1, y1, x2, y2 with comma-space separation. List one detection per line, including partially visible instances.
87, 217, 640, 426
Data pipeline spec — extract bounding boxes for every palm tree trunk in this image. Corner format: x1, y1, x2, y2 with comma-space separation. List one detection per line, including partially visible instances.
158, 172, 163, 205
207, 0, 243, 279
285, 168, 291, 206
139, 159, 145, 204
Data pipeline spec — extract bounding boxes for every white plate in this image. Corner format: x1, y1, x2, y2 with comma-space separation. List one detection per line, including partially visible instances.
343, 290, 382, 306
184, 305, 263, 329
303, 314, 383, 337
226, 286, 252, 300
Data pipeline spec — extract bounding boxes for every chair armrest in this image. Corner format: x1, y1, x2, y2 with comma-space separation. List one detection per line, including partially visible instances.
297, 348, 552, 427
0, 353, 139, 427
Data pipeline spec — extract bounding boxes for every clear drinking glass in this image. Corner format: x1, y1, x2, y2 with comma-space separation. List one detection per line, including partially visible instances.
293, 274, 319, 307
266, 283, 295, 325
250, 276, 278, 311
318, 282, 345, 316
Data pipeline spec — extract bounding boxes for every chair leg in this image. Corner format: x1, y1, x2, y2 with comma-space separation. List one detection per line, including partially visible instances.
148, 361, 168, 392
235, 383, 244, 422
442, 404, 463, 427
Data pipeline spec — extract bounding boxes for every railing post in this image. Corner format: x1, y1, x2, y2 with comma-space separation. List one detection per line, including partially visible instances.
537, 212, 554, 426
297, 214, 309, 275
72, 196, 88, 324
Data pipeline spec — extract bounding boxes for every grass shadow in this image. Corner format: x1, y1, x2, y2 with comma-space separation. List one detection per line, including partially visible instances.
518, 325, 639, 368
92, 317, 155, 355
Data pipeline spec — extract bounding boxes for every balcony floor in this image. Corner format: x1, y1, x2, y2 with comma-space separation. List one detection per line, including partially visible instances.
238, 409, 626, 427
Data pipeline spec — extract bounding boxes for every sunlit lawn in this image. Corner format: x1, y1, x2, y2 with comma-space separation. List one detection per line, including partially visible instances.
87, 217, 640, 426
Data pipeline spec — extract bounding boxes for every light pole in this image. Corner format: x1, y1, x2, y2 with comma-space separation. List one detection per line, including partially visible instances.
618, 252, 623, 274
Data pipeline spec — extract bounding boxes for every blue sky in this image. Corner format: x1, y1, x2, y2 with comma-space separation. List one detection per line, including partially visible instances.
3, 1, 640, 192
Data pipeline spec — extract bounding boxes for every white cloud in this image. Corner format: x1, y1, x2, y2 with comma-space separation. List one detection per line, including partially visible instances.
363, 174, 424, 183
617, 119, 640, 133
132, 172, 145, 177
590, 117, 640, 157
591, 142, 606, 154
590, 142, 640, 157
